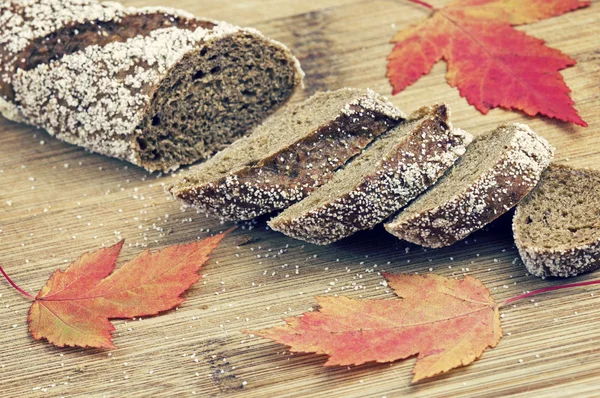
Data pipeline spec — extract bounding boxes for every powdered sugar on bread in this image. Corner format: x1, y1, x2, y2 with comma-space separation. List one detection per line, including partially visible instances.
385, 123, 555, 248
0, 0, 124, 120
0, 1, 204, 122
269, 104, 473, 245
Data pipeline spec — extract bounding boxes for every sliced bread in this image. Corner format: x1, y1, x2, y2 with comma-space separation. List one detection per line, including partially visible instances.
268, 104, 473, 245
169, 88, 404, 220
513, 164, 600, 278
385, 123, 554, 248
13, 22, 303, 172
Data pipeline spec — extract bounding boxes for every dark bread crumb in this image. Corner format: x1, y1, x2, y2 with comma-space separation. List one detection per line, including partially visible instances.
513, 164, 600, 278
137, 30, 301, 171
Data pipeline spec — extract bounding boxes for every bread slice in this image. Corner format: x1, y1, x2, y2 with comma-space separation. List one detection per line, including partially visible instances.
385, 123, 554, 248
513, 164, 600, 278
13, 22, 303, 172
169, 88, 404, 220
268, 104, 473, 245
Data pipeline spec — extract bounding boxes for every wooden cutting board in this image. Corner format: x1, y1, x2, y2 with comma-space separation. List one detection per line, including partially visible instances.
1, 1, 599, 396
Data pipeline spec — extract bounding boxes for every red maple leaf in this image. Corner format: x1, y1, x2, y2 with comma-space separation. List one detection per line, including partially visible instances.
387, 0, 589, 126
0, 230, 232, 349
247, 273, 502, 382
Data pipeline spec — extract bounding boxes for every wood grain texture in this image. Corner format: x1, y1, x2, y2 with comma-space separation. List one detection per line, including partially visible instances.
1, 0, 599, 396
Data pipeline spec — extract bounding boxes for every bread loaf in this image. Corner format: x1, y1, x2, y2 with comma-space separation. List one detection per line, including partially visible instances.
169, 88, 404, 220
268, 104, 473, 245
513, 164, 600, 278
385, 123, 554, 248
12, 20, 303, 172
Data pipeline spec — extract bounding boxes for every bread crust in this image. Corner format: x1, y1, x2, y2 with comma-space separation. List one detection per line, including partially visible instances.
514, 234, 600, 278
385, 123, 554, 248
170, 89, 404, 220
513, 164, 600, 278
12, 22, 303, 172
0, 1, 204, 122
0, 0, 125, 121
269, 104, 473, 245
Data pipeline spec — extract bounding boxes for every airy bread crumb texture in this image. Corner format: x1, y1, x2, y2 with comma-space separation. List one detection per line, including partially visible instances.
513, 164, 600, 278
170, 88, 404, 220
385, 123, 555, 248
269, 104, 473, 245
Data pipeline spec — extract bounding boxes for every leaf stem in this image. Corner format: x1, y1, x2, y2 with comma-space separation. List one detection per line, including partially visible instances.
0, 265, 34, 300
502, 279, 600, 307
409, 0, 434, 10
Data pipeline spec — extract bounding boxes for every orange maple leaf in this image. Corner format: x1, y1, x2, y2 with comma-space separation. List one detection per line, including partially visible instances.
387, 0, 589, 126
248, 273, 502, 382
23, 230, 231, 349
